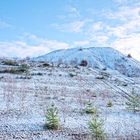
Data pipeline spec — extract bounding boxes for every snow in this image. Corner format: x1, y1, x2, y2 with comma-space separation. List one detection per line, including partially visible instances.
0, 50, 140, 139
34, 47, 140, 77
0, 62, 140, 140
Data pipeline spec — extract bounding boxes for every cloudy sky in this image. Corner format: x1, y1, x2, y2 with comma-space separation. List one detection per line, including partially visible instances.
0, 0, 140, 60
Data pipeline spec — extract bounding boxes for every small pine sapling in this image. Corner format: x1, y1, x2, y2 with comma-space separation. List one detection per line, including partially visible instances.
45, 104, 59, 130
126, 89, 140, 112
107, 100, 113, 107
89, 114, 105, 140
85, 101, 97, 114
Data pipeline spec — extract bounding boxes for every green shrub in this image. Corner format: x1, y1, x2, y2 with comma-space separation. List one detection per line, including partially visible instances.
45, 104, 59, 130
89, 114, 105, 140
126, 89, 140, 112
85, 101, 97, 114
107, 101, 113, 107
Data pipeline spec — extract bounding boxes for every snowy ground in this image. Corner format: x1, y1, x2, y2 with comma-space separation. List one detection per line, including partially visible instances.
0, 63, 140, 140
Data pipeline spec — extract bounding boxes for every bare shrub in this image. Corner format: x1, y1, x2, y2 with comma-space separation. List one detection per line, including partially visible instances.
80, 60, 88, 67
127, 54, 132, 58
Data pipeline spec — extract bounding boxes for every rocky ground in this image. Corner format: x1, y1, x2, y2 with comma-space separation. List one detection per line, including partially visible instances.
0, 62, 140, 140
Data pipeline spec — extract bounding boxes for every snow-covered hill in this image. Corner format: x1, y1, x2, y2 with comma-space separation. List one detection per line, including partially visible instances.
34, 47, 140, 77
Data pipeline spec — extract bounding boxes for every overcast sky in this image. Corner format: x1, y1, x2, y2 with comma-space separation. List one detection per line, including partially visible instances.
0, 0, 140, 60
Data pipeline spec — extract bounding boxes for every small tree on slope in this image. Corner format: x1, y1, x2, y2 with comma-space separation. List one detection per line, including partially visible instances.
126, 88, 140, 112
45, 104, 59, 130
89, 114, 105, 140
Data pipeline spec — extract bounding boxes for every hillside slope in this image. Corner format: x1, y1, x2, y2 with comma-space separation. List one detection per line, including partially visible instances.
34, 47, 140, 77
